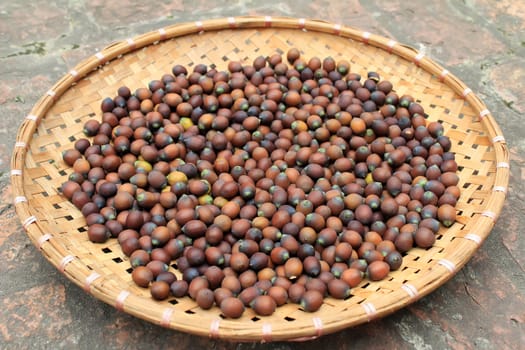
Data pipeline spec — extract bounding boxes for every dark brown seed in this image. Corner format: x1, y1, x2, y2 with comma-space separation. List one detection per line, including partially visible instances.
250, 295, 276, 316
385, 251, 403, 270
340, 268, 363, 287
354, 204, 373, 225
367, 260, 390, 281
395, 232, 414, 253
220, 297, 245, 319
327, 279, 351, 299
87, 224, 110, 243
221, 275, 242, 295
381, 197, 399, 217
437, 204, 457, 227
214, 287, 234, 306
238, 286, 261, 306
230, 252, 250, 273
188, 276, 209, 300
300, 290, 323, 312
61, 181, 81, 200
287, 48, 301, 64
196, 288, 215, 309
288, 283, 306, 304
146, 260, 168, 277
414, 226, 436, 248
182, 219, 207, 238
303, 256, 321, 277
284, 257, 303, 280
150, 281, 170, 300
132, 266, 154, 288
170, 280, 189, 297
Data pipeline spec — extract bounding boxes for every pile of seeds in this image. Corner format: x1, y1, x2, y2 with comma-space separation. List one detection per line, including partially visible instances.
60, 48, 459, 318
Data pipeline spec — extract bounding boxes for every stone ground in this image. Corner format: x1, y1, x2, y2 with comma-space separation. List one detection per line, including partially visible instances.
1, 1, 524, 349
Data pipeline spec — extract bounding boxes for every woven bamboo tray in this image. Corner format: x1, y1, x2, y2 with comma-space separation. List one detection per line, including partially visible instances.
11, 16, 509, 342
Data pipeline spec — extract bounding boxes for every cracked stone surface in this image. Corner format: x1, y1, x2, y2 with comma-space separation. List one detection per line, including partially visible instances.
1, 1, 524, 349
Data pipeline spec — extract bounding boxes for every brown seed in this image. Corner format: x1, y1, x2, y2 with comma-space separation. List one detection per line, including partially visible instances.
220, 297, 245, 319
170, 280, 189, 297
150, 281, 170, 300
395, 231, 414, 253
437, 203, 457, 227
354, 204, 373, 225
195, 288, 215, 309
87, 224, 110, 243
340, 268, 363, 287
284, 257, 303, 280
414, 226, 436, 248
327, 279, 351, 299
221, 275, 242, 295
267, 286, 288, 306
300, 290, 323, 312
230, 252, 249, 273
214, 287, 234, 306
251, 295, 277, 316
146, 259, 168, 276
182, 219, 207, 238
367, 260, 390, 281
188, 276, 209, 299
61, 181, 81, 200
132, 266, 154, 288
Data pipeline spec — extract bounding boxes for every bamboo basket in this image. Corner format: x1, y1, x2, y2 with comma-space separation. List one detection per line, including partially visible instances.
10, 16, 509, 342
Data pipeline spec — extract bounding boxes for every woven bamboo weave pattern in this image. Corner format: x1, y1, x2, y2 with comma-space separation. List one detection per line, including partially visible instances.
11, 17, 509, 342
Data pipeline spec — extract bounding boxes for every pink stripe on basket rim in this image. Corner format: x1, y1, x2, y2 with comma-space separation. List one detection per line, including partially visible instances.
362, 31, 371, 44
464, 233, 482, 245
84, 272, 102, 292
264, 16, 272, 27
492, 135, 505, 143
209, 319, 220, 338
11, 169, 22, 176
439, 69, 449, 82
158, 28, 167, 41
387, 39, 397, 53
438, 259, 456, 273
59, 255, 75, 273
313, 317, 323, 337
401, 283, 419, 299
126, 38, 136, 50
496, 162, 510, 169
481, 210, 497, 221
195, 21, 204, 32
413, 52, 425, 66
262, 323, 272, 342
14, 196, 27, 204
69, 69, 79, 78
115, 290, 130, 311
15, 141, 27, 149
94, 52, 106, 64
461, 87, 472, 98
228, 17, 237, 28
26, 114, 38, 122
361, 302, 377, 321
298, 18, 306, 30
493, 185, 507, 193
291, 317, 324, 342
479, 109, 490, 119
22, 215, 37, 229
160, 308, 174, 327
333, 23, 342, 35
37, 233, 53, 249
46, 89, 56, 99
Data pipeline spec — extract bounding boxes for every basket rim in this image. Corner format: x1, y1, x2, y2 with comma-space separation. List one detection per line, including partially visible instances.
10, 16, 510, 342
